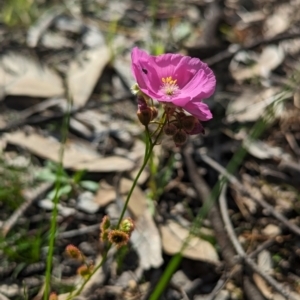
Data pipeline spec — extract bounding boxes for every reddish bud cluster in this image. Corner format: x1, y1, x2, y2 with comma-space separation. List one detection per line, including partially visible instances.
162, 108, 204, 146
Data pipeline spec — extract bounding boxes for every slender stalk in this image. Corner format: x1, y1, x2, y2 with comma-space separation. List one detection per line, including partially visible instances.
44, 96, 71, 299
68, 120, 166, 300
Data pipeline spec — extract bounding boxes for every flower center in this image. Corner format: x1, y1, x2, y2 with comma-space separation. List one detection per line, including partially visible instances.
160, 76, 179, 96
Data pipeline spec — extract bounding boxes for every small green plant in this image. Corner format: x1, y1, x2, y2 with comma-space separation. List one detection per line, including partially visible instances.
35, 161, 99, 200
1, 0, 38, 27
0, 156, 33, 212
0, 227, 43, 265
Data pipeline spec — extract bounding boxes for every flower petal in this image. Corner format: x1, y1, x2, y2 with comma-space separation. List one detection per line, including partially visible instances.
183, 100, 213, 121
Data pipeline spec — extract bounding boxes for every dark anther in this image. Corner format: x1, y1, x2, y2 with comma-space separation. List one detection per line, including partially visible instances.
142, 68, 148, 74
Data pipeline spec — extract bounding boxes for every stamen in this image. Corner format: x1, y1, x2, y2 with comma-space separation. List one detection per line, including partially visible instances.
160, 76, 179, 96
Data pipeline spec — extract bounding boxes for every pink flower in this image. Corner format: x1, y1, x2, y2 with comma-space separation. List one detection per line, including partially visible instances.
131, 47, 216, 121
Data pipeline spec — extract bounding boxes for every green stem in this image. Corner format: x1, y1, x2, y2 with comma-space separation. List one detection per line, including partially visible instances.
68, 120, 166, 300
67, 245, 111, 300
44, 95, 71, 299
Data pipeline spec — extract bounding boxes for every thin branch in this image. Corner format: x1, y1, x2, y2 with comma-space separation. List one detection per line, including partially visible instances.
200, 153, 300, 236
1, 182, 52, 237
205, 30, 300, 66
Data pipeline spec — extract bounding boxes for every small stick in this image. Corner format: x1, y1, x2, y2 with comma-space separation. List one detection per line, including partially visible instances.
200, 153, 300, 237
1, 182, 52, 237
219, 184, 297, 300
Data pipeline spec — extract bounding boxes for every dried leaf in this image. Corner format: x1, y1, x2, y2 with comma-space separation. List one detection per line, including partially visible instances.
230, 46, 284, 81
67, 44, 110, 107
131, 210, 163, 269
5, 131, 134, 172
226, 88, 279, 123
160, 220, 219, 264
0, 52, 64, 99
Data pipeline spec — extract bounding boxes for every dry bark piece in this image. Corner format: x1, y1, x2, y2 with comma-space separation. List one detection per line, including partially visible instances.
160, 220, 219, 264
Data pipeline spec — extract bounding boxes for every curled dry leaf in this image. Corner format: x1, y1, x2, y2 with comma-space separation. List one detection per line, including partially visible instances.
160, 220, 219, 264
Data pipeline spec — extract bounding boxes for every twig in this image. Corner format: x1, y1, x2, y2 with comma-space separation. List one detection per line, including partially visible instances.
57, 224, 100, 239
219, 183, 297, 300
183, 145, 265, 300
204, 31, 300, 66
183, 145, 238, 269
200, 152, 300, 236
1, 182, 52, 237
249, 238, 276, 259
0, 93, 134, 133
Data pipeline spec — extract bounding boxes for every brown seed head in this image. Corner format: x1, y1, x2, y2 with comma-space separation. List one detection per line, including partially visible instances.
108, 230, 129, 248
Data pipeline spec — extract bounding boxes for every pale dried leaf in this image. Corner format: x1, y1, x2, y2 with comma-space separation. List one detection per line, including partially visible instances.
264, 5, 291, 38
0, 52, 64, 99
230, 46, 284, 81
94, 178, 147, 212
160, 220, 219, 264
27, 7, 64, 47
131, 210, 163, 269
253, 274, 273, 299
5, 131, 134, 172
226, 88, 279, 123
67, 45, 110, 107
94, 180, 117, 207
262, 224, 281, 237
257, 250, 273, 274
243, 138, 291, 160
120, 178, 147, 218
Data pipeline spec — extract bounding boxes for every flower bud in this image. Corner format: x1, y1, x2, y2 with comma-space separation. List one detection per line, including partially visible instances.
150, 107, 158, 120
173, 130, 187, 146
181, 116, 197, 132
77, 264, 94, 278
163, 123, 178, 136
49, 292, 58, 300
131, 83, 140, 95
137, 107, 153, 126
65, 244, 84, 261
108, 230, 129, 248
120, 218, 135, 236
100, 215, 111, 242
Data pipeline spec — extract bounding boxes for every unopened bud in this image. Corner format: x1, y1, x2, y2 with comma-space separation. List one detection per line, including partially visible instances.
181, 116, 197, 132
108, 230, 129, 248
131, 83, 140, 95
65, 244, 83, 261
120, 218, 135, 236
163, 123, 178, 136
49, 292, 58, 300
77, 264, 94, 278
173, 130, 187, 146
100, 215, 111, 242
150, 107, 158, 120
137, 107, 153, 126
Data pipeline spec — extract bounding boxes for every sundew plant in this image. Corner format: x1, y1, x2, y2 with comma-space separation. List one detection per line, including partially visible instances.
47, 47, 216, 300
